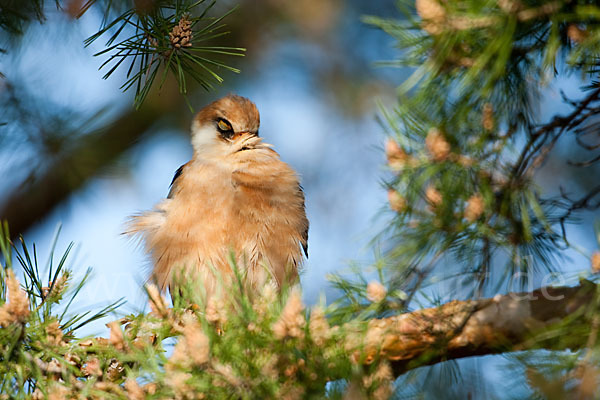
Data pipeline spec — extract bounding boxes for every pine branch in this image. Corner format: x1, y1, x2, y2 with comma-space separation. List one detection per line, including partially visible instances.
85, 1, 245, 109
512, 85, 600, 179
359, 280, 598, 376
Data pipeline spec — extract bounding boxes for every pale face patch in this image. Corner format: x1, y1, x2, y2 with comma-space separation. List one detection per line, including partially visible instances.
191, 121, 219, 153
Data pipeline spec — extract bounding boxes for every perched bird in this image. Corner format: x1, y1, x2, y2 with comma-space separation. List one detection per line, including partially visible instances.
127, 95, 308, 298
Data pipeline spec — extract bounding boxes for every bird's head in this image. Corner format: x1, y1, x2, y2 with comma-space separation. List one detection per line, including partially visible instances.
191, 94, 266, 157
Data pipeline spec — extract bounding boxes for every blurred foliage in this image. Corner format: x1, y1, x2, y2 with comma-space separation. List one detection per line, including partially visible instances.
0, 227, 399, 399
0, 223, 125, 397
0, 0, 50, 35
2, 224, 598, 399
367, 0, 600, 299
336, 0, 600, 396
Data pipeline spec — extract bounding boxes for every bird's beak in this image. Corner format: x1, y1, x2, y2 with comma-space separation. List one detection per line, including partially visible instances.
231, 131, 265, 153
231, 131, 255, 141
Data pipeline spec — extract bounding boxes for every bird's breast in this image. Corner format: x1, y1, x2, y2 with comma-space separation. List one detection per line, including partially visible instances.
154, 157, 305, 289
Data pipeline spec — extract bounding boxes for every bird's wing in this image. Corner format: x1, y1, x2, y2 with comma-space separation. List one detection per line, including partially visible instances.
168, 162, 189, 198
298, 184, 309, 258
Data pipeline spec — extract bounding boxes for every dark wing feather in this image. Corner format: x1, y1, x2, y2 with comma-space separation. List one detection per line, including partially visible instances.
168, 163, 187, 198
302, 226, 309, 258
299, 184, 309, 258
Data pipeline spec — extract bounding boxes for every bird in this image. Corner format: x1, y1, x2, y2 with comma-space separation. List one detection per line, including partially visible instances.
126, 94, 308, 299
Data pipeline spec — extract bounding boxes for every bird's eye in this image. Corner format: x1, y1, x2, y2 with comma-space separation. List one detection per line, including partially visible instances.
217, 119, 233, 134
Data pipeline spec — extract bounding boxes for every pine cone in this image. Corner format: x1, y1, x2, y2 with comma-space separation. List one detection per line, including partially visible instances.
169, 15, 193, 49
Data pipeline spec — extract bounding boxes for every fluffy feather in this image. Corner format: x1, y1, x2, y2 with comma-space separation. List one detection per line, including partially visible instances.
126, 95, 308, 297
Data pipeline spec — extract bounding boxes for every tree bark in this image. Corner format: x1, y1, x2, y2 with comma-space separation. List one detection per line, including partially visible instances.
356, 281, 598, 376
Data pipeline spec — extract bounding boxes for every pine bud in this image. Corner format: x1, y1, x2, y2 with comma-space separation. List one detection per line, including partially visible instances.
568, 24, 588, 44
108, 321, 126, 351
205, 296, 228, 325
363, 361, 394, 400
48, 384, 70, 400
309, 306, 330, 346
482, 103, 494, 131
146, 284, 169, 318
32, 388, 43, 400
385, 138, 403, 159
82, 357, 102, 377
167, 371, 193, 396
168, 314, 210, 370
425, 186, 443, 208
416, 0, 446, 35
385, 138, 408, 170
497, 0, 522, 13
213, 363, 242, 387
0, 270, 30, 327
143, 383, 158, 395
464, 193, 485, 222
387, 189, 406, 213
125, 379, 145, 400
591, 252, 600, 273
425, 128, 450, 162
458, 155, 474, 167
46, 320, 66, 346
169, 15, 193, 49
366, 281, 387, 303
43, 272, 70, 303
272, 290, 305, 339
184, 316, 210, 366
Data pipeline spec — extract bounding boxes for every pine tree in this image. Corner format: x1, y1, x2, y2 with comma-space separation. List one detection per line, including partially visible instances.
2, 0, 600, 398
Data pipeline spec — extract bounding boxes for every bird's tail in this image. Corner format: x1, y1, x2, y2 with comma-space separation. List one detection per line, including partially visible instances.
122, 209, 167, 240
